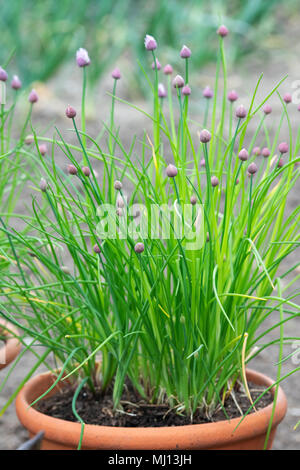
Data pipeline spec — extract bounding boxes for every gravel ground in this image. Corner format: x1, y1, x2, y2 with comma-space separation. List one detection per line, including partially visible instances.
0, 22, 300, 449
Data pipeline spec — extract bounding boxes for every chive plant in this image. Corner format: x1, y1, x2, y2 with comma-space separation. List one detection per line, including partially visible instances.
1, 27, 300, 430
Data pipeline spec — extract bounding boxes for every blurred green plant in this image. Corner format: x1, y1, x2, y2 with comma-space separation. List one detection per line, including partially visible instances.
0, 0, 293, 89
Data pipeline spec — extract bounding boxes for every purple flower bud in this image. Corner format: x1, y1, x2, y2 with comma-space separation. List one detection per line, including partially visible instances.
172, 75, 185, 89
114, 180, 122, 190
238, 148, 249, 161
39, 144, 47, 156
166, 164, 178, 178
263, 104, 272, 115
93, 244, 101, 254
190, 195, 197, 205
200, 158, 206, 167
151, 58, 161, 70
235, 105, 247, 119
298, 104, 300, 112
211, 176, 219, 187
112, 68, 121, 80
158, 83, 167, 98
199, 129, 211, 143
227, 90, 238, 102
235, 178, 240, 185
203, 86, 213, 99
262, 147, 270, 158
277, 158, 284, 168
283, 93, 292, 104
67, 164, 78, 175
82, 166, 91, 177
134, 242, 145, 254
144, 34, 157, 51
11, 75, 22, 90
76, 48, 90, 67
29, 89, 39, 103
116, 208, 123, 217
248, 162, 258, 175
66, 105, 76, 119
252, 146, 261, 156
182, 85, 191, 96
163, 64, 173, 75
278, 142, 288, 154
180, 45, 191, 58
0, 67, 8, 82
217, 25, 229, 37
40, 178, 48, 192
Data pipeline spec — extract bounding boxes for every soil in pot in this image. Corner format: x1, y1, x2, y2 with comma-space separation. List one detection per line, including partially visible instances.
36, 379, 273, 427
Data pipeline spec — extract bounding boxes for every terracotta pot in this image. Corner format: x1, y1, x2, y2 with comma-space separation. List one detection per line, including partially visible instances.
0, 319, 21, 371
16, 368, 287, 450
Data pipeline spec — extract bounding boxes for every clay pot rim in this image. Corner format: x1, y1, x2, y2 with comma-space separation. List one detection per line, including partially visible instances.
0, 319, 21, 371
16, 368, 287, 449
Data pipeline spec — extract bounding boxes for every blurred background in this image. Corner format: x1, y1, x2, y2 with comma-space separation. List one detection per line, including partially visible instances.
0, 0, 300, 451
1, 0, 299, 92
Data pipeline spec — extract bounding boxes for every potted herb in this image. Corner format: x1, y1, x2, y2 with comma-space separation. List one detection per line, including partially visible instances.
1, 27, 300, 450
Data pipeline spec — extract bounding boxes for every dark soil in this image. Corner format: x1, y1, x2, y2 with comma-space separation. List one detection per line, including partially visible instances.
36, 380, 272, 427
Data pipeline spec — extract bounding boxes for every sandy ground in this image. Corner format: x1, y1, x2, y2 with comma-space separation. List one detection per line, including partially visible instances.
1, 20, 300, 450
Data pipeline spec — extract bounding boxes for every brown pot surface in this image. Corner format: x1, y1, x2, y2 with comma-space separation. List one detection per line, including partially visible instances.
15, 368, 287, 450
0, 319, 21, 371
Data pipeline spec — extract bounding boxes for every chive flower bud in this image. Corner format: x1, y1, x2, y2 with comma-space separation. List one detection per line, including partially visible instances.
144, 34, 157, 51
166, 164, 178, 178
67, 164, 78, 175
93, 244, 101, 254
235, 105, 247, 119
111, 68, 121, 80
172, 75, 184, 89
278, 142, 288, 154
283, 93, 292, 104
116, 208, 123, 217
82, 166, 91, 177
248, 162, 258, 175
199, 129, 211, 143
152, 58, 161, 70
163, 64, 173, 75
252, 146, 261, 156
66, 105, 76, 118
227, 90, 238, 102
190, 195, 197, 205
11, 75, 22, 90
180, 45, 191, 58
76, 48, 90, 67
158, 83, 167, 98
134, 242, 145, 253
211, 176, 219, 187
25, 135, 34, 145
40, 178, 48, 192
200, 158, 206, 167
114, 180, 122, 190
277, 158, 284, 168
238, 148, 249, 161
217, 25, 229, 37
262, 147, 270, 158
39, 144, 47, 156
203, 86, 213, 99
182, 85, 191, 96
0, 67, 8, 82
29, 89, 39, 103
263, 104, 272, 115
